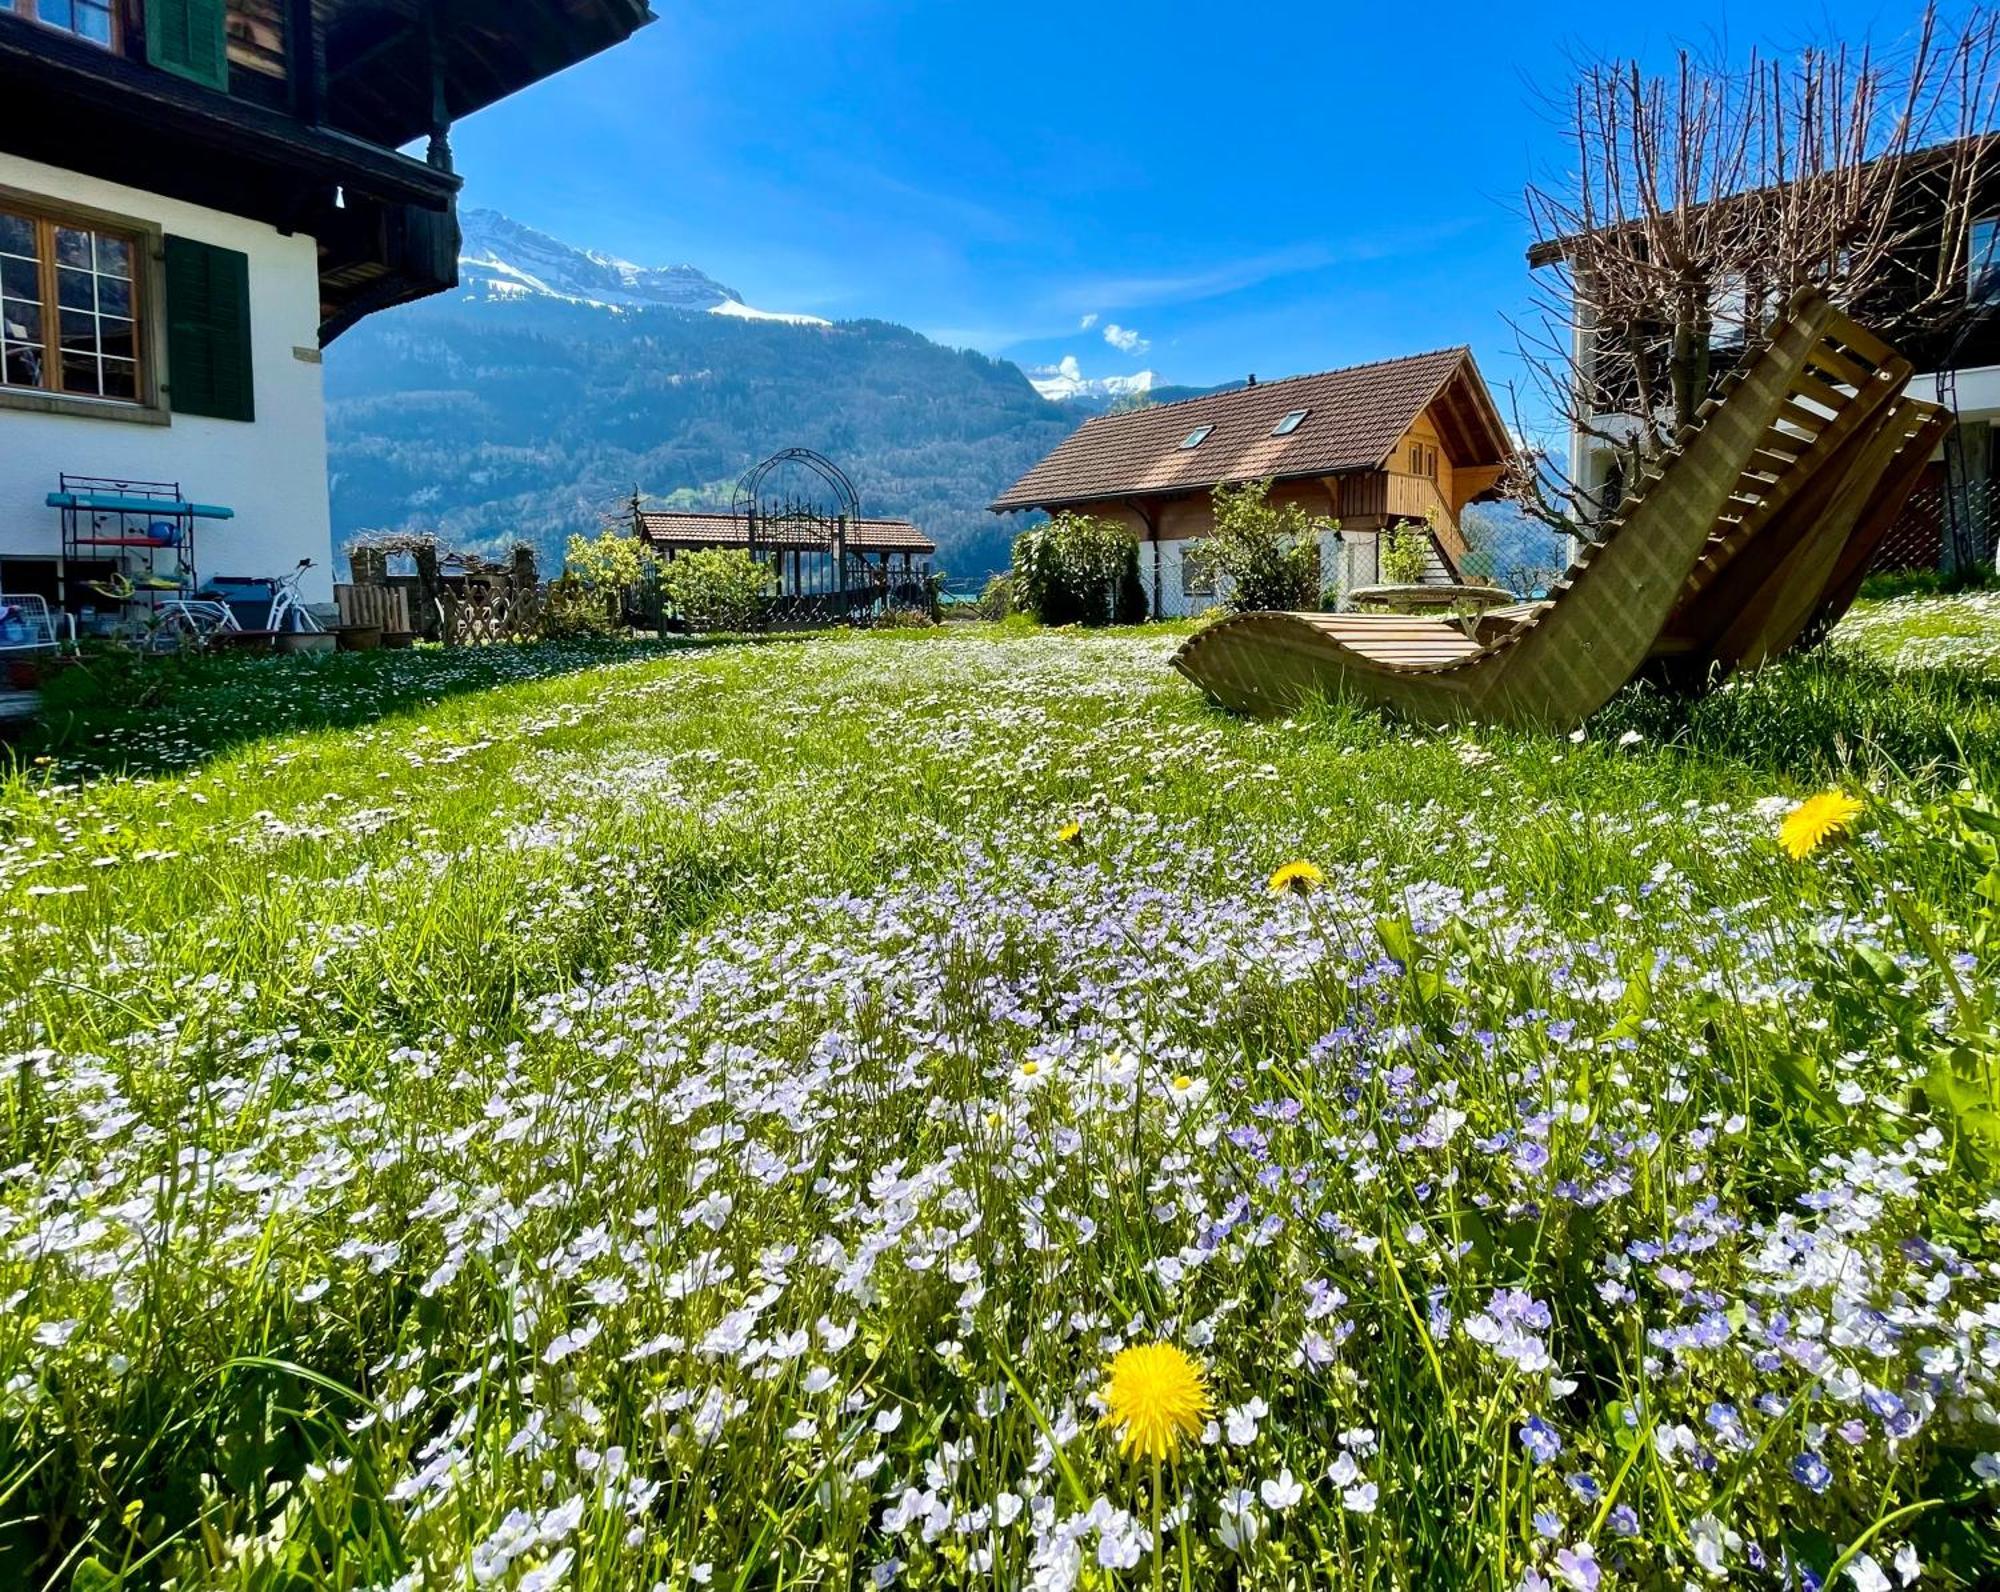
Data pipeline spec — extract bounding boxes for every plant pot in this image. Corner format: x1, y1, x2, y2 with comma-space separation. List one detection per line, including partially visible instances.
337, 625, 383, 652
2, 656, 44, 690
381, 631, 419, 649
276, 632, 338, 655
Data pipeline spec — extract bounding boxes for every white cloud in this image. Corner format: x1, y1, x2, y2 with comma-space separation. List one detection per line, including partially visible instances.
1027, 355, 1085, 381
1103, 322, 1149, 356
1079, 313, 1099, 330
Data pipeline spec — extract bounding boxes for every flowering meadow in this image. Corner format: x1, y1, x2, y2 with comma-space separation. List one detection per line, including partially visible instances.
4, 596, 2000, 1590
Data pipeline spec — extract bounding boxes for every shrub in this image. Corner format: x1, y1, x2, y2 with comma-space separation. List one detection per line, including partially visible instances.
656, 548, 771, 632
1380, 522, 1435, 586
563, 526, 656, 593
1188, 480, 1325, 613
1011, 513, 1136, 626
539, 573, 621, 639
976, 573, 1016, 620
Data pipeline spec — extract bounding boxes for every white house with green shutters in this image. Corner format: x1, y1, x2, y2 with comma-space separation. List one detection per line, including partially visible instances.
0, 0, 652, 614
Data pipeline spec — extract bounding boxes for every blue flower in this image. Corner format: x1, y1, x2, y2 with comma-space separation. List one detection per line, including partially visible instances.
1607, 1504, 1640, 1537
1790, 1451, 1833, 1494
1564, 1471, 1601, 1503
1519, 1414, 1563, 1465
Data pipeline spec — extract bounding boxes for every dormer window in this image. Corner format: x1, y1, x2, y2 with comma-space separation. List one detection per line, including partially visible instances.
1180, 425, 1213, 450
1271, 409, 1308, 436
0, 0, 117, 49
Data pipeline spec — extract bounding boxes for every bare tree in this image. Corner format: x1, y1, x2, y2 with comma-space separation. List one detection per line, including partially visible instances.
1517, 4, 2000, 533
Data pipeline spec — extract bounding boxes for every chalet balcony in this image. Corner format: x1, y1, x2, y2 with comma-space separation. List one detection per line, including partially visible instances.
1335, 470, 1460, 544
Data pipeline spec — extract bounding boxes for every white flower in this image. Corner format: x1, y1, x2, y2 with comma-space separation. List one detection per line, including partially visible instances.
1341, 1481, 1378, 1514
1096, 1511, 1147, 1569
1893, 1543, 1922, 1585
874, 1405, 904, 1434
1215, 1490, 1261, 1553
542, 1319, 601, 1365
1223, 1396, 1267, 1446
518, 1549, 575, 1592
1259, 1470, 1303, 1510
1846, 1553, 1892, 1592
1690, 1512, 1739, 1576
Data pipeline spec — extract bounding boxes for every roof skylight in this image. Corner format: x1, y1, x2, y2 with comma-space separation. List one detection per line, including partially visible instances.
1180, 425, 1214, 449
1272, 409, 1309, 436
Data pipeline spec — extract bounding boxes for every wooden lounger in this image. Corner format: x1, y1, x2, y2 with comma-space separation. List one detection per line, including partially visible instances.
1172, 293, 1922, 728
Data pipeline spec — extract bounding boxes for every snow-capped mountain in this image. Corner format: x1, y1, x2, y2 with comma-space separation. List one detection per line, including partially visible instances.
456, 209, 829, 325
1026, 356, 1158, 405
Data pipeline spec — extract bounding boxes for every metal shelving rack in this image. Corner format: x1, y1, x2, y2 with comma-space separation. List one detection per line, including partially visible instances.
48, 473, 232, 622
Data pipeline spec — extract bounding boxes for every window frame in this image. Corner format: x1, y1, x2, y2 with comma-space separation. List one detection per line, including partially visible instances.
0, 186, 167, 426
0, 0, 122, 52
1180, 424, 1214, 450
1970, 214, 2000, 307
1180, 540, 1217, 598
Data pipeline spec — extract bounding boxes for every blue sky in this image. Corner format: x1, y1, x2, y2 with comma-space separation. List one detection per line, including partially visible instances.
452, 0, 1918, 428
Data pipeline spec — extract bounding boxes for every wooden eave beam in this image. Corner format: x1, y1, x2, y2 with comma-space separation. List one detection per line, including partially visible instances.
0, 16, 460, 211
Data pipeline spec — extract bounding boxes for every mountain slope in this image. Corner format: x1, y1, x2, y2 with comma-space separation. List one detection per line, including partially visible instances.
325, 259, 1072, 579
456, 209, 828, 324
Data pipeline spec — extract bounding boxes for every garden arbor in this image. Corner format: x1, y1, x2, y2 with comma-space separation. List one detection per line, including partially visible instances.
634, 449, 937, 625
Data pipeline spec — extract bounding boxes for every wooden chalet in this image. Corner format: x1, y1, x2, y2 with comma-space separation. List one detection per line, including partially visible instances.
990, 349, 1514, 617
0, 0, 653, 612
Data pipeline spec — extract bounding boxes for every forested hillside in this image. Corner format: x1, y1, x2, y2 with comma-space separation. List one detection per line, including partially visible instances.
325, 292, 1072, 581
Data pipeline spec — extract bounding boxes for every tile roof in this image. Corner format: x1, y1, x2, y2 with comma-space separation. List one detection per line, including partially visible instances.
637, 511, 935, 554
991, 348, 1492, 512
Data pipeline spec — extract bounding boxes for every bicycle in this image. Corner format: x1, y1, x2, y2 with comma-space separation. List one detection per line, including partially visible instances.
153, 596, 243, 650
265, 560, 324, 635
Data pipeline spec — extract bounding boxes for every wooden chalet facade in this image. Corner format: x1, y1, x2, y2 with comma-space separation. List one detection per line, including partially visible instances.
990, 349, 1514, 617
0, 0, 653, 608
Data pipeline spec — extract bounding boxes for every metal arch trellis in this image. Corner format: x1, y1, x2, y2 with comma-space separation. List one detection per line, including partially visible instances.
731, 448, 860, 581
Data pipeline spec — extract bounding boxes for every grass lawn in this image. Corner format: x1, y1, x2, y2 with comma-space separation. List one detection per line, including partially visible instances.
3, 593, 2000, 1589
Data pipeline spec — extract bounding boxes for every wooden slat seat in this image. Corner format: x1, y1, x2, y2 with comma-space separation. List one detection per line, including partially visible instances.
1172, 291, 1931, 728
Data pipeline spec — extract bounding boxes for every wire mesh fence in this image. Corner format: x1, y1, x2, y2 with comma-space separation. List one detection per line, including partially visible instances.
1869, 477, 2000, 577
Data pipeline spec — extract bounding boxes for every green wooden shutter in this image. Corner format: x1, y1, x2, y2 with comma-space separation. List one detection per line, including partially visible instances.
165, 237, 256, 422
147, 0, 230, 91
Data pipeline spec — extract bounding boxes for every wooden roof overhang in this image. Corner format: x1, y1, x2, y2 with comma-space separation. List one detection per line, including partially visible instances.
638, 512, 937, 556
317, 0, 656, 150
0, 14, 459, 226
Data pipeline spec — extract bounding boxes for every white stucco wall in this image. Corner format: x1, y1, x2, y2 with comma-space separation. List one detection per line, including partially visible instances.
1909, 362, 2000, 426
0, 152, 333, 603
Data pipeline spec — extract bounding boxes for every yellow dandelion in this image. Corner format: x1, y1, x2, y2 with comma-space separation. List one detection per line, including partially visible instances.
1268, 860, 1325, 897
1099, 1342, 1211, 1463
1779, 790, 1864, 860
1055, 819, 1084, 848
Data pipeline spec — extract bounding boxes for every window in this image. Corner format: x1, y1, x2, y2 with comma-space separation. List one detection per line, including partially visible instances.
1271, 408, 1308, 437
0, 206, 142, 403
0, 0, 117, 48
1971, 216, 2000, 307
1709, 271, 1756, 349
1406, 442, 1438, 479
1180, 424, 1213, 450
